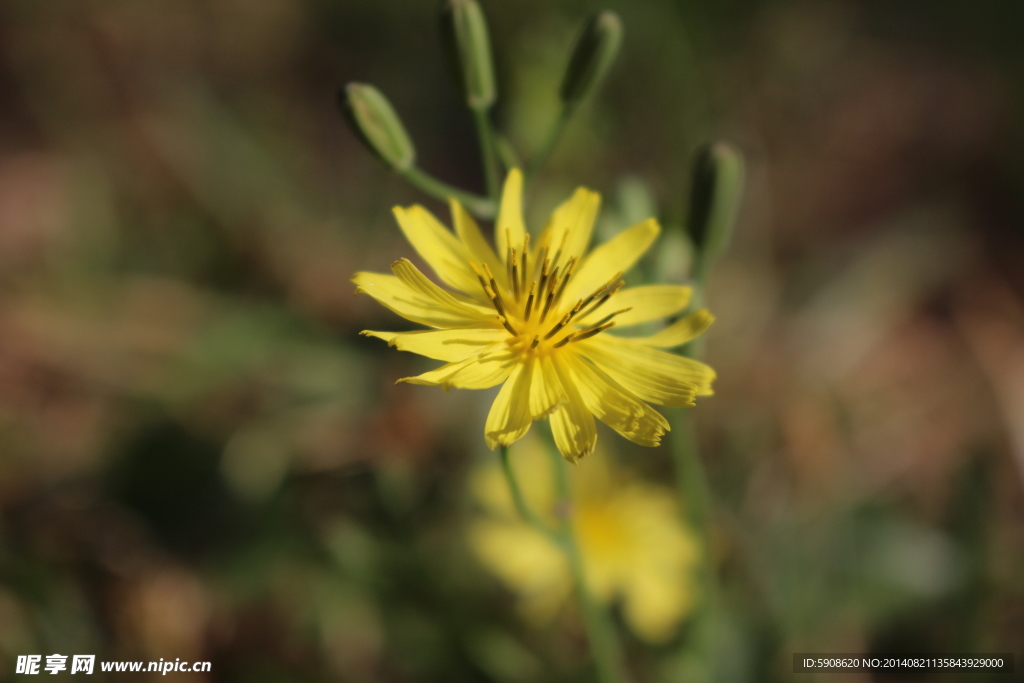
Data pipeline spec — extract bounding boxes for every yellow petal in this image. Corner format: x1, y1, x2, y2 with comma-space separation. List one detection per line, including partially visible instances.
390, 258, 494, 318
536, 187, 601, 269
398, 344, 516, 390
529, 355, 564, 419
562, 218, 661, 304
628, 309, 715, 348
495, 169, 526, 264
621, 564, 693, 643
353, 270, 492, 328
361, 328, 507, 362
548, 360, 597, 462
467, 519, 571, 623
576, 285, 692, 327
575, 334, 715, 407
615, 488, 698, 642
449, 198, 507, 289
393, 205, 482, 296
485, 363, 534, 449
563, 352, 669, 447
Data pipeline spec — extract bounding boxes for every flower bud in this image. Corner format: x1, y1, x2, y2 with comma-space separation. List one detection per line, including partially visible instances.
560, 11, 623, 108
439, 0, 497, 110
686, 142, 745, 260
341, 83, 416, 172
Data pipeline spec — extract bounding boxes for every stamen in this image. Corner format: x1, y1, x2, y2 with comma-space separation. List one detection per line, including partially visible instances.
469, 262, 489, 292
540, 289, 556, 322
544, 311, 574, 340
554, 321, 616, 347
506, 228, 513, 287
589, 307, 633, 329
552, 256, 577, 308
523, 281, 537, 320
510, 248, 520, 301
483, 284, 505, 316
521, 234, 530, 294
499, 316, 518, 336
544, 264, 561, 296
572, 320, 616, 342
537, 249, 551, 294
578, 279, 624, 321
481, 263, 502, 299
579, 271, 623, 309
530, 336, 540, 350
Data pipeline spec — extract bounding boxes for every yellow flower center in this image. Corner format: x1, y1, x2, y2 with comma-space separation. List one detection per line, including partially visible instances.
470, 235, 631, 361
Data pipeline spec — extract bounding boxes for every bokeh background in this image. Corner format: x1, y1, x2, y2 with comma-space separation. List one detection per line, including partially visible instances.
2, 0, 1023, 680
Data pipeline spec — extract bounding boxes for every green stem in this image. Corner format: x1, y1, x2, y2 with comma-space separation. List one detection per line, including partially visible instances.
400, 166, 495, 218
499, 445, 629, 683
498, 445, 553, 538
472, 107, 501, 201
549, 449, 630, 683
527, 106, 572, 178
495, 134, 522, 171
670, 269, 722, 661
674, 269, 712, 540
672, 410, 711, 537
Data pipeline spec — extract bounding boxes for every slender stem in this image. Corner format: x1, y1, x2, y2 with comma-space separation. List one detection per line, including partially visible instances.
472, 107, 501, 201
672, 411, 711, 536
498, 445, 629, 683
527, 106, 572, 178
498, 445, 554, 538
670, 268, 721, 656
495, 134, 522, 171
400, 166, 495, 218
674, 269, 712, 539
548, 448, 630, 683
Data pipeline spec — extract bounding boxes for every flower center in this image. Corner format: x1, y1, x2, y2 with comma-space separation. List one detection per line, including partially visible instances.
470, 235, 630, 359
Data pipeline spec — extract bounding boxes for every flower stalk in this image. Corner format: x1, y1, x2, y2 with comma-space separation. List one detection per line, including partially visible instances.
440, 0, 502, 200
499, 444, 630, 683
529, 11, 622, 177
401, 166, 495, 218
472, 107, 501, 201
670, 141, 745, 662
341, 83, 496, 218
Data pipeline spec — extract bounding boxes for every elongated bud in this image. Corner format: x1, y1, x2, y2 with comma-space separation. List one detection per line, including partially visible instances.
440, 0, 497, 110
686, 142, 745, 260
560, 11, 623, 109
341, 83, 416, 172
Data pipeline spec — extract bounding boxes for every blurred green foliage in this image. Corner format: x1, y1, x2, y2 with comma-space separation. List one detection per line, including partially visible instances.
1, 0, 1023, 681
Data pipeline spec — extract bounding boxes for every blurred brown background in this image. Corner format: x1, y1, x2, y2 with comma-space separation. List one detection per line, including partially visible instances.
1, 0, 1022, 680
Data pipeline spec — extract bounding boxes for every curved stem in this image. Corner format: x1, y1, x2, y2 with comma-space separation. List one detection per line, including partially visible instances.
670, 271, 722, 662
548, 448, 630, 683
527, 106, 572, 178
472, 107, 501, 201
498, 444, 629, 683
400, 166, 495, 218
498, 445, 553, 538
496, 134, 522, 171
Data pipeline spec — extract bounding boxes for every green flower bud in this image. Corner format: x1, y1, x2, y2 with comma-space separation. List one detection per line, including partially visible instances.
686, 141, 745, 261
341, 83, 416, 172
440, 0, 497, 110
560, 11, 623, 108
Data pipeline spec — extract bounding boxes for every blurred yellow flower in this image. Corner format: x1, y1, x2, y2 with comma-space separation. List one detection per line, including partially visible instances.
355, 169, 715, 461
467, 434, 699, 643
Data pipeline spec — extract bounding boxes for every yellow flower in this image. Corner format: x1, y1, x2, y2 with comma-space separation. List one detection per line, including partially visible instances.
355, 169, 715, 461
468, 433, 699, 643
